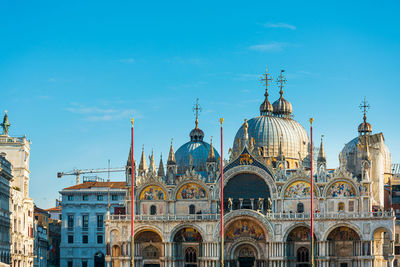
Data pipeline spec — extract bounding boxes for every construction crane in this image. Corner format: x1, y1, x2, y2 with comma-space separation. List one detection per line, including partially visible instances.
57, 167, 125, 185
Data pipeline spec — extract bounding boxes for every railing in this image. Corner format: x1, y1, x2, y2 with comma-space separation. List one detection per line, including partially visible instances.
108, 213, 220, 221
107, 210, 394, 222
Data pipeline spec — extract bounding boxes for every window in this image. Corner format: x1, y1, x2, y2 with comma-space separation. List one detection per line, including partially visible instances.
68, 235, 74, 244
185, 247, 197, 263
349, 201, 354, 212
82, 261, 88, 267
111, 195, 118, 201
67, 215, 74, 230
97, 195, 103, 201
82, 195, 89, 201
150, 205, 157, 215
82, 235, 88, 244
97, 235, 103, 244
68, 261, 73, 267
68, 195, 74, 201
143, 245, 159, 259
297, 203, 304, 213
82, 215, 89, 230
189, 205, 196, 214
338, 202, 345, 212
97, 215, 104, 228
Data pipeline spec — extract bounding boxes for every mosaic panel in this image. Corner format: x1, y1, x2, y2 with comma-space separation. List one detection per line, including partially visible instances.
225, 219, 265, 241
139, 185, 166, 200
176, 183, 207, 200
327, 182, 356, 197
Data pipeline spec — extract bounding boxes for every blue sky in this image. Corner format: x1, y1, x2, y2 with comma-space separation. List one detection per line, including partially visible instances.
1, 0, 400, 208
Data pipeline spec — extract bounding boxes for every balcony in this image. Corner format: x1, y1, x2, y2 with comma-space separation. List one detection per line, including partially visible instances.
106, 210, 394, 222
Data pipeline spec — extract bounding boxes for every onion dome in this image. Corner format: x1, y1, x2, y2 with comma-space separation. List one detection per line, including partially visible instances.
358, 97, 372, 135
259, 67, 273, 116
190, 119, 204, 141
272, 70, 293, 118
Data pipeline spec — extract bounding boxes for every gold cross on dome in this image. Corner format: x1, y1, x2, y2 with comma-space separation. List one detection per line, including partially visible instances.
192, 98, 202, 128
359, 96, 370, 118
260, 67, 273, 93
276, 70, 287, 96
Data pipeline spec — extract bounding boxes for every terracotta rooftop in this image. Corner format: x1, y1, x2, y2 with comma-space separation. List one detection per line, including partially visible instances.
45, 206, 62, 212
63, 181, 126, 190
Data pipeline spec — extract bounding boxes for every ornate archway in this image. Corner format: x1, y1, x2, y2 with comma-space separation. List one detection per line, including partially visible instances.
135, 230, 164, 267
172, 227, 203, 267
285, 226, 316, 266
326, 226, 361, 265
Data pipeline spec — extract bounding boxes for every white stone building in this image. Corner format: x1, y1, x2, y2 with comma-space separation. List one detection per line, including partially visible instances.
59, 179, 126, 267
0, 154, 12, 266
0, 111, 34, 267
105, 69, 396, 267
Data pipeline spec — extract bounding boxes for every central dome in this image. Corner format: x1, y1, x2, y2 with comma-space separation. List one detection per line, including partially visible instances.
233, 116, 309, 161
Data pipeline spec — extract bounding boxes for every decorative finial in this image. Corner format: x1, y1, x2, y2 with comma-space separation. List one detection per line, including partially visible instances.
260, 66, 273, 97
276, 70, 287, 97
359, 97, 370, 124
220, 118, 224, 125
309, 118, 314, 125
131, 118, 134, 126
1, 110, 11, 136
193, 98, 202, 129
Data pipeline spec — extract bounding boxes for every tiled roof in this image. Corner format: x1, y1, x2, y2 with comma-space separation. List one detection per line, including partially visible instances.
45, 206, 62, 212
63, 181, 126, 190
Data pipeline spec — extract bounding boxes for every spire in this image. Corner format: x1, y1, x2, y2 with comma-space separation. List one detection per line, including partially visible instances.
149, 149, 156, 174
207, 136, 217, 162
277, 134, 284, 160
260, 67, 273, 116
158, 153, 165, 177
358, 97, 372, 135
193, 98, 202, 129
190, 98, 204, 141
276, 70, 287, 99
1, 110, 11, 136
138, 145, 147, 174
317, 135, 327, 164
167, 138, 176, 165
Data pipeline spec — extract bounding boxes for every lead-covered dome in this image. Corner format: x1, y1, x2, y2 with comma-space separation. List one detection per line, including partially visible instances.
175, 120, 220, 176
233, 116, 309, 160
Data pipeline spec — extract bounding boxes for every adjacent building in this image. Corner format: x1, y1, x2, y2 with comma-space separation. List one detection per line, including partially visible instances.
105, 69, 396, 267
33, 206, 50, 267
0, 154, 12, 265
59, 178, 125, 267
0, 111, 34, 267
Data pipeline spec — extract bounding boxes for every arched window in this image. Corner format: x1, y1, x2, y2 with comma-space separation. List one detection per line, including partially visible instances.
338, 202, 345, 212
185, 247, 197, 263
296, 247, 309, 263
189, 205, 196, 214
297, 202, 304, 213
150, 205, 157, 215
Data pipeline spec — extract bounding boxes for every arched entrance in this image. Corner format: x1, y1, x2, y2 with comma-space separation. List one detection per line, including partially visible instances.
135, 230, 163, 267
173, 227, 203, 267
94, 251, 105, 267
226, 217, 268, 266
234, 244, 257, 267
285, 226, 316, 266
224, 173, 271, 213
327, 226, 360, 266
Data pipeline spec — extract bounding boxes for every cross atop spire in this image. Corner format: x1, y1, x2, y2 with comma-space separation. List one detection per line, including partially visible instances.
359, 97, 370, 123
193, 98, 202, 129
276, 70, 287, 97
260, 67, 273, 97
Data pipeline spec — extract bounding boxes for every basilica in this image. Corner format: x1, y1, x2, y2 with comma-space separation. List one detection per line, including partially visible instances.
105, 69, 395, 267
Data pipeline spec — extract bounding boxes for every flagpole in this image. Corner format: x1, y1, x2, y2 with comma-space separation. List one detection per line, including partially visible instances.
130, 118, 135, 267
310, 118, 314, 267
220, 118, 224, 267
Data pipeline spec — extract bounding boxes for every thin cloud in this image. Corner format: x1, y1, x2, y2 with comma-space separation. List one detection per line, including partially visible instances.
264, 22, 296, 30
66, 104, 142, 121
118, 58, 135, 63
249, 42, 287, 52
